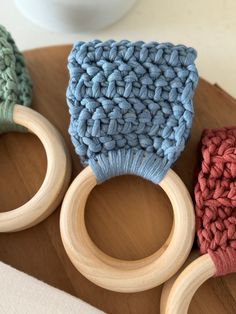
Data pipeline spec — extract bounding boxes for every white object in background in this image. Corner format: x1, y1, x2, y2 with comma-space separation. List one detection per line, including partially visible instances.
14, 0, 136, 32
0, 262, 104, 314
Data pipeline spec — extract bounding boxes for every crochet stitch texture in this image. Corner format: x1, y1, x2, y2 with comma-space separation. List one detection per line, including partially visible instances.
67, 40, 198, 183
195, 127, 236, 276
0, 25, 32, 133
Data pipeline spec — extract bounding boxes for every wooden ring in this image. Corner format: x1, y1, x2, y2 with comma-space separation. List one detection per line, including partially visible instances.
0, 105, 71, 232
160, 253, 215, 314
60, 166, 195, 293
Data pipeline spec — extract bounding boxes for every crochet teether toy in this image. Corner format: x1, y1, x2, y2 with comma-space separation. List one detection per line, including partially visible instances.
0, 25, 71, 232
161, 127, 236, 314
60, 40, 199, 292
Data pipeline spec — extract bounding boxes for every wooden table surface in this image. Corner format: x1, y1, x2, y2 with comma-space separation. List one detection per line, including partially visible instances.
0, 46, 236, 314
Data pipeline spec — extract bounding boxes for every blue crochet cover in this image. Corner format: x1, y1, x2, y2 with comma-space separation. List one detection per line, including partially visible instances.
67, 40, 198, 183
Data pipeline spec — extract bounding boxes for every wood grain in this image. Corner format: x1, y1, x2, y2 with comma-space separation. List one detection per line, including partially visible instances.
0, 45, 235, 313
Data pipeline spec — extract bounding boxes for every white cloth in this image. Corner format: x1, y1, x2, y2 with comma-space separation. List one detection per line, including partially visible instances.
0, 262, 104, 314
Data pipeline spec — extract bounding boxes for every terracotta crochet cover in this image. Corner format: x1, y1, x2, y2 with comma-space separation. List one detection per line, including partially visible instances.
195, 127, 236, 276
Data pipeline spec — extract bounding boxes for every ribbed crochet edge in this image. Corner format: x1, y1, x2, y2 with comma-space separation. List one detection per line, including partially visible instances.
0, 102, 27, 133
89, 149, 171, 184
208, 248, 236, 277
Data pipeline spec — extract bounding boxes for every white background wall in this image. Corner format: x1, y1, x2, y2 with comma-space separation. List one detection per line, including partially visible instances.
1, 0, 236, 97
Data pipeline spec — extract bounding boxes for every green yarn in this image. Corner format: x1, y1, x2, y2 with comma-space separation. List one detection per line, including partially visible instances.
0, 25, 32, 133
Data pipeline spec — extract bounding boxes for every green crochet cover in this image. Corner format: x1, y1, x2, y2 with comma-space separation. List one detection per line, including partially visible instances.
0, 25, 32, 133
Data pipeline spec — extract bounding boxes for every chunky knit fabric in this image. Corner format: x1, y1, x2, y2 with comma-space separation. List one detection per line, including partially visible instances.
195, 127, 236, 276
67, 40, 198, 183
0, 25, 32, 133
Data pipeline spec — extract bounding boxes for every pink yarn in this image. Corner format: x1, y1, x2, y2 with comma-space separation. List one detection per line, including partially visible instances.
195, 127, 236, 276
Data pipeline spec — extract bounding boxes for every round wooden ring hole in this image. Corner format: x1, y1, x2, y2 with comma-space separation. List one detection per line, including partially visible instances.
60, 166, 195, 293
85, 174, 173, 261
0, 105, 71, 232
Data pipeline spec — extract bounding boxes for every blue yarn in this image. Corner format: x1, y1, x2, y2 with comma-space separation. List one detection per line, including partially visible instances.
67, 40, 198, 184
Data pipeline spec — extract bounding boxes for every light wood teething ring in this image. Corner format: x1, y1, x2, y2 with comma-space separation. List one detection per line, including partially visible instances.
0, 105, 71, 232
60, 167, 195, 293
160, 251, 212, 314
0, 25, 71, 232
61, 39, 199, 292
160, 253, 215, 314
160, 127, 236, 313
